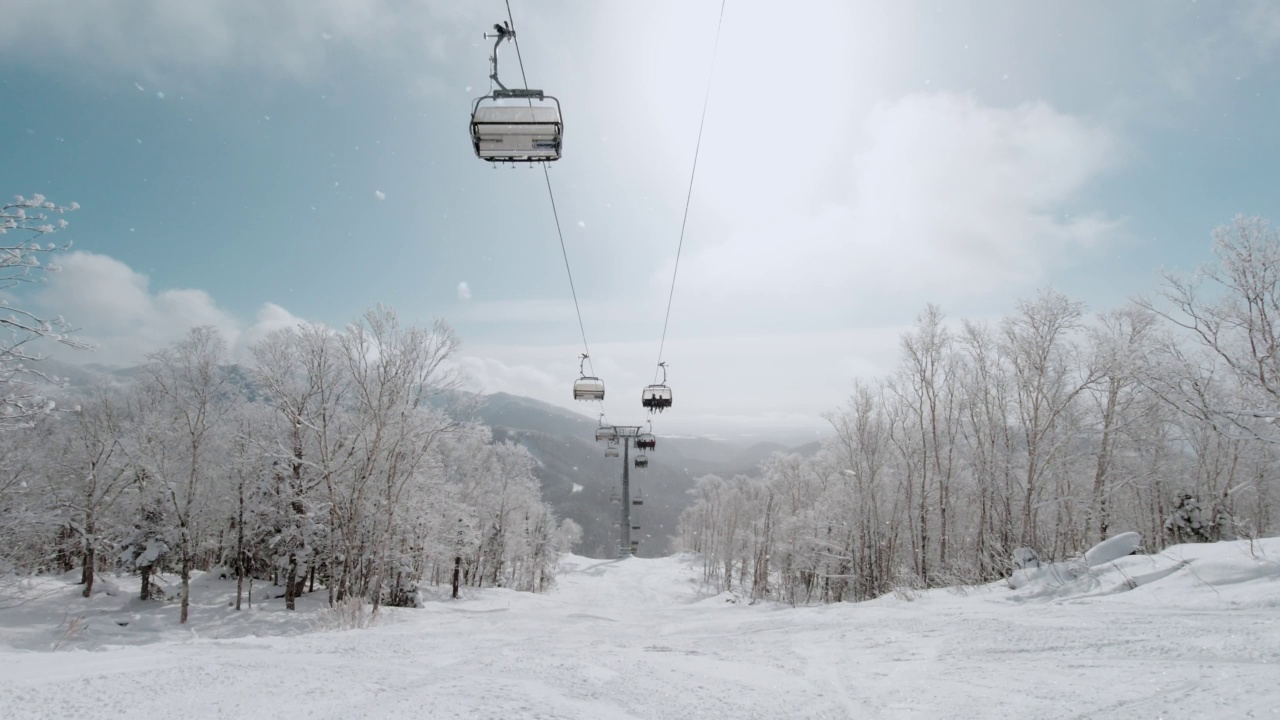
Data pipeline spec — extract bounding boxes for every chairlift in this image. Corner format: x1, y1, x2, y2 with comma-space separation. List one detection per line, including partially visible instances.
574, 354, 605, 401
634, 453, 648, 470
605, 444, 619, 458
595, 423, 617, 443
632, 489, 645, 505
631, 525, 640, 531
470, 21, 563, 163
636, 420, 656, 451
609, 489, 620, 504
641, 362, 673, 413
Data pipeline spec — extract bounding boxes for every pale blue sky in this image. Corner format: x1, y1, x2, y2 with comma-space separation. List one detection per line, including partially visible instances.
2, 0, 1278, 441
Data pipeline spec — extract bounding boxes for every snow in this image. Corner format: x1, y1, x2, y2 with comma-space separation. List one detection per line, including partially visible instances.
3, 538, 1279, 719
1084, 531, 1143, 566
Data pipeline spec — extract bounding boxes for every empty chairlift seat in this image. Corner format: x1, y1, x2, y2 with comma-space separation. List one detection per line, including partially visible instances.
575, 376, 605, 402
595, 425, 617, 443
470, 99, 563, 163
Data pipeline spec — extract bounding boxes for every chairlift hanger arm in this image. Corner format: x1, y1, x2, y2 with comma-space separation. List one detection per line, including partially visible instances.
484, 22, 514, 92
482, 21, 547, 100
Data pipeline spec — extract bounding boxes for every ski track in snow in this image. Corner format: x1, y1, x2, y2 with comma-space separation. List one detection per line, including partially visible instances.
2, 541, 1280, 719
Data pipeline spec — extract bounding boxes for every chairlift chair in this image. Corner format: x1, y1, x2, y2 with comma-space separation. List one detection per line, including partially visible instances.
634, 454, 648, 470
635, 433, 656, 450
636, 424, 657, 451
470, 22, 563, 163
605, 445, 619, 458
595, 425, 617, 443
574, 354, 605, 401
631, 525, 640, 531
641, 362, 673, 413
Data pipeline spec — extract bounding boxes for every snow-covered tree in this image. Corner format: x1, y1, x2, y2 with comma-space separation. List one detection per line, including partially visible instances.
127, 326, 232, 623
0, 194, 84, 430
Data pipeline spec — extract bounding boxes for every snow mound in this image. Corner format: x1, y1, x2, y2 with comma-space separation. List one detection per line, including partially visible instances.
1008, 536, 1280, 607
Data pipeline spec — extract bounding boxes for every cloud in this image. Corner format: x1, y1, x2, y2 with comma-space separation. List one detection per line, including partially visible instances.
0, 0, 487, 82
374, 190, 386, 201
33, 251, 303, 366
457, 282, 471, 301
671, 92, 1121, 318
239, 303, 308, 351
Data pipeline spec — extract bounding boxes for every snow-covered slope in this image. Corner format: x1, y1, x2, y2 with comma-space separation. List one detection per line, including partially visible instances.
3, 538, 1279, 719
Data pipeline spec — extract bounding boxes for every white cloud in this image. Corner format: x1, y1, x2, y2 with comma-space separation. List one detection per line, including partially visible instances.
240, 302, 308, 351
0, 0, 488, 82
457, 282, 471, 301
33, 251, 303, 366
374, 190, 386, 201
671, 92, 1121, 317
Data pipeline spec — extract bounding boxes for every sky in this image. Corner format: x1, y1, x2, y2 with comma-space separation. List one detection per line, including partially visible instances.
2, 0, 1279, 443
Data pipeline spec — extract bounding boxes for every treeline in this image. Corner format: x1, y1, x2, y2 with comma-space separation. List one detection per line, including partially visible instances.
678, 216, 1280, 604
0, 307, 580, 622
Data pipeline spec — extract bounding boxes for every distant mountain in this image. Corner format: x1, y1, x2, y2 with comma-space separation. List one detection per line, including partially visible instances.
468, 393, 831, 559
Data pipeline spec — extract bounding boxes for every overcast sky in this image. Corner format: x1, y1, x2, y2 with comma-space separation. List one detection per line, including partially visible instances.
3, 0, 1279, 442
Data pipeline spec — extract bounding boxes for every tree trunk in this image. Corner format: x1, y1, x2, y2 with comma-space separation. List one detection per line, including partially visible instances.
235, 470, 246, 611
1091, 379, 1120, 543
451, 555, 462, 599
285, 554, 298, 611
140, 565, 152, 601
81, 515, 96, 598
180, 552, 191, 624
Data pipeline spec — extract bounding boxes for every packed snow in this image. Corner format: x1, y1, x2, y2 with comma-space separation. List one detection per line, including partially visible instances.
2, 538, 1279, 719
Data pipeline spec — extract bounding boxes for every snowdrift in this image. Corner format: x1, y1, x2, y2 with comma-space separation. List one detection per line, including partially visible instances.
1007, 535, 1280, 607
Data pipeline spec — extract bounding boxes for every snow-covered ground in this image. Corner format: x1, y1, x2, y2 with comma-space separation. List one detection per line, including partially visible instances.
2, 538, 1279, 719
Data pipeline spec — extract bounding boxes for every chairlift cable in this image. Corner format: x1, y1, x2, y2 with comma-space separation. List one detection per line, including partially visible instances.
505, 0, 598, 382
653, 0, 727, 383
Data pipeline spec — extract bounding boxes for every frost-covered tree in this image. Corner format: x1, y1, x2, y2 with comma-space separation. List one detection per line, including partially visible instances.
680, 229, 1280, 604
51, 384, 132, 597
1141, 216, 1280, 440
0, 194, 84, 430
127, 326, 231, 623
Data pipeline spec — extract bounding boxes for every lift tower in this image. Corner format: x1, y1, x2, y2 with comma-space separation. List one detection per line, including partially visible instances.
600, 425, 645, 559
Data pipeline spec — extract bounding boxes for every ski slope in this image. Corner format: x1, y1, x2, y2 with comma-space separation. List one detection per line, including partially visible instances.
2, 539, 1279, 719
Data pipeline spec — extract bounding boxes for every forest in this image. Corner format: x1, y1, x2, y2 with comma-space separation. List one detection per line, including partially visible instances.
677, 215, 1280, 605
1, 196, 581, 622
6, 196, 1280, 617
